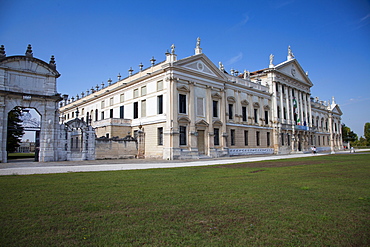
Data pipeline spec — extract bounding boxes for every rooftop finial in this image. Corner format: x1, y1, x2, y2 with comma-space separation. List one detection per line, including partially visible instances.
128, 67, 134, 76
49, 55, 56, 68
117, 73, 121, 81
139, 62, 143, 71
0, 45, 5, 58
25, 44, 33, 57
287, 45, 295, 60
150, 56, 156, 66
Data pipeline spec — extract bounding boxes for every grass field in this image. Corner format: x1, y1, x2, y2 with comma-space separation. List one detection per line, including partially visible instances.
7, 152, 35, 159
1, 153, 369, 246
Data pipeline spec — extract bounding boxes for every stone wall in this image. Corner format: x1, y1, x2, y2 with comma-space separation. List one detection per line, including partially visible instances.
95, 136, 137, 159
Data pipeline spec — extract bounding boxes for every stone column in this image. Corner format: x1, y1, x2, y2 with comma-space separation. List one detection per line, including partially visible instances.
188, 81, 197, 151
285, 86, 291, 124
206, 86, 214, 156
308, 95, 312, 127
0, 102, 7, 163
221, 89, 228, 149
328, 112, 335, 154
137, 130, 145, 158
279, 84, 284, 123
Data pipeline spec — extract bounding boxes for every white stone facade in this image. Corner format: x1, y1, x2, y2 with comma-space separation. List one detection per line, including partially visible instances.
59, 40, 343, 159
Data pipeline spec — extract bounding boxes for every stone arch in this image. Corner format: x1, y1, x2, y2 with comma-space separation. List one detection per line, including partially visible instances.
0, 46, 62, 162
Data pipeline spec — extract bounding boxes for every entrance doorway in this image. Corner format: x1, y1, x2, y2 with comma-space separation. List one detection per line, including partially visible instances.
197, 130, 205, 155
7, 107, 41, 162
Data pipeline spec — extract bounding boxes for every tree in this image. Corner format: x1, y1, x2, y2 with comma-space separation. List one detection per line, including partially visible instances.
341, 124, 358, 143
364, 122, 370, 146
7, 107, 25, 153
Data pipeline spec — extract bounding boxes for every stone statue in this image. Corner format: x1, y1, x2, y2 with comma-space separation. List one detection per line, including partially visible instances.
288, 46, 294, 58
171, 44, 175, 54
196, 37, 201, 48
269, 54, 274, 65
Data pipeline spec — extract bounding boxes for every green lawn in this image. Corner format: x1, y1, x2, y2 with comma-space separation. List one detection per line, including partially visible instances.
7, 152, 35, 159
1, 154, 369, 246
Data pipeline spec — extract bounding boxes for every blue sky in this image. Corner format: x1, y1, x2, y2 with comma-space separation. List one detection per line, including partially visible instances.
1, 0, 369, 137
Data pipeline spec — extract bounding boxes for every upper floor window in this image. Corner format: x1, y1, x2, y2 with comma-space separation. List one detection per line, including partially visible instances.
133, 89, 139, 98
157, 95, 163, 114
254, 109, 258, 124
133, 102, 138, 119
228, 104, 233, 120
242, 106, 247, 122
101, 100, 105, 109
141, 86, 147, 96
157, 80, 163, 91
213, 101, 218, 118
120, 93, 125, 103
264, 111, 269, 125
109, 97, 114, 106
179, 94, 187, 114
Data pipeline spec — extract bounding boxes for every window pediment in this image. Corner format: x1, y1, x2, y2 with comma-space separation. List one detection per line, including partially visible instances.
177, 85, 190, 92
227, 96, 236, 103
178, 116, 191, 123
212, 92, 222, 99
241, 100, 249, 106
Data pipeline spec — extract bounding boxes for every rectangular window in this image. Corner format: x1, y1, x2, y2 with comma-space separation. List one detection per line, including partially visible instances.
101, 111, 104, 120
242, 106, 247, 121
283, 108, 287, 120
101, 100, 105, 109
254, 109, 258, 124
72, 112, 74, 118
95, 109, 98, 121
267, 132, 270, 147
276, 83, 279, 92
213, 101, 218, 118
230, 129, 235, 146
228, 104, 233, 120
133, 89, 139, 98
197, 97, 204, 116
214, 128, 220, 146
157, 95, 163, 114
109, 97, 114, 106
256, 131, 260, 146
277, 106, 280, 119
265, 110, 269, 125
287, 134, 291, 146
133, 102, 138, 119
141, 86, 147, 96
282, 85, 285, 94
179, 94, 186, 114
157, 80, 163, 91
141, 100, 146, 117
110, 109, 113, 118
120, 93, 125, 103
157, 127, 163, 145
281, 133, 285, 146
179, 126, 187, 145
318, 135, 321, 145
120, 105, 124, 119
244, 130, 248, 146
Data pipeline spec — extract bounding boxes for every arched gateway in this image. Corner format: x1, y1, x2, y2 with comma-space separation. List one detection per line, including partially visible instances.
0, 45, 62, 162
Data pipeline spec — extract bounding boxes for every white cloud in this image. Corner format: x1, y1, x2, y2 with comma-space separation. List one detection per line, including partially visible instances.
226, 52, 243, 65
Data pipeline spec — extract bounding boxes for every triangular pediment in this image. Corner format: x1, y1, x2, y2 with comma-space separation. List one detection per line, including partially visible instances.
275, 59, 313, 87
330, 104, 343, 115
174, 54, 228, 80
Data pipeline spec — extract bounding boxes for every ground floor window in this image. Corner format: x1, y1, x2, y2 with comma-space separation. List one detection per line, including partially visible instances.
256, 131, 260, 146
244, 130, 248, 146
281, 133, 285, 146
230, 129, 235, 146
267, 132, 270, 146
214, 128, 220, 146
179, 126, 187, 145
157, 127, 163, 145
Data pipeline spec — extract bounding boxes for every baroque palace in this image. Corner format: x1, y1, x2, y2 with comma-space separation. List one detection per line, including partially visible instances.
59, 39, 343, 160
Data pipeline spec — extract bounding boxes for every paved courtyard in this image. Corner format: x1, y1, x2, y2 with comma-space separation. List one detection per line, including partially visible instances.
0, 149, 368, 176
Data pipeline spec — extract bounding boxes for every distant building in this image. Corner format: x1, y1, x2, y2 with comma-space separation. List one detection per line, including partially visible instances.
16, 140, 36, 153
59, 40, 343, 159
